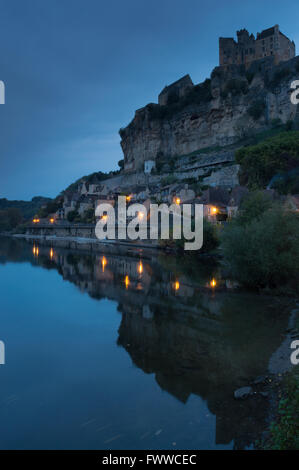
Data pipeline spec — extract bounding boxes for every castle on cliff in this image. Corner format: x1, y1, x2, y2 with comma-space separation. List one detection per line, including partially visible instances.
219, 24, 295, 67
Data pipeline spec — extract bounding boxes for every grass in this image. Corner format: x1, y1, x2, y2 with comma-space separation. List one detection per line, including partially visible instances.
263, 311, 299, 450
265, 366, 299, 449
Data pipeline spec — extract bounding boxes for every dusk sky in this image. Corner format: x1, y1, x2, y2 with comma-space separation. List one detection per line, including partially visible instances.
0, 0, 298, 200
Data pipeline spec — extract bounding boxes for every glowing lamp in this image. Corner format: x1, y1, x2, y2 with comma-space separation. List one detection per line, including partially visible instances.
138, 261, 143, 274
174, 280, 180, 291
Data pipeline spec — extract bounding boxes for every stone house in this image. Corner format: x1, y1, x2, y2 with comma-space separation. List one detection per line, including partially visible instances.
226, 186, 249, 218
78, 201, 93, 216
198, 187, 231, 221
158, 74, 194, 106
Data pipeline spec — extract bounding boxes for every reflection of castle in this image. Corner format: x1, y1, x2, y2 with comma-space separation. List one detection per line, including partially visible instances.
117, 298, 287, 449
1, 237, 290, 450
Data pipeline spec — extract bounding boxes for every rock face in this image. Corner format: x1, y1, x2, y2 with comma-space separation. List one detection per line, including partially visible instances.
120, 56, 299, 172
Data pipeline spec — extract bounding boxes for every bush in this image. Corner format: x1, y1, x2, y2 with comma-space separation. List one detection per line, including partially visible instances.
67, 210, 79, 223
81, 208, 95, 224
264, 368, 299, 449
221, 206, 299, 289
236, 131, 299, 188
236, 191, 274, 225
221, 78, 248, 98
265, 67, 291, 90
160, 217, 219, 254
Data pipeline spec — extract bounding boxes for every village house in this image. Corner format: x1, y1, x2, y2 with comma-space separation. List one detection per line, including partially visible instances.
198, 187, 231, 222
283, 194, 299, 212
226, 186, 249, 218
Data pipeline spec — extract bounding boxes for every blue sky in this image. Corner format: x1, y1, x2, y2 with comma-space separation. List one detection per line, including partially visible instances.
0, 0, 298, 200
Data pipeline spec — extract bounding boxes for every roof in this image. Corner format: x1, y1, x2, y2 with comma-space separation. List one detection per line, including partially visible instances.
199, 187, 231, 206
159, 74, 193, 96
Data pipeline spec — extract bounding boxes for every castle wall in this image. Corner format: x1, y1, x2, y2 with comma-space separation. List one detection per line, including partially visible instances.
219, 25, 295, 67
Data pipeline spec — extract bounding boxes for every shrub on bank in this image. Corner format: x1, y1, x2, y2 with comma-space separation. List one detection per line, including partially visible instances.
264, 367, 299, 450
221, 204, 299, 289
160, 218, 219, 254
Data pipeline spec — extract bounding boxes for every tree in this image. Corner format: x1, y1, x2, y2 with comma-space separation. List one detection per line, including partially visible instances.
236, 131, 299, 188
221, 206, 299, 289
0, 208, 23, 232
67, 210, 79, 222
236, 190, 273, 225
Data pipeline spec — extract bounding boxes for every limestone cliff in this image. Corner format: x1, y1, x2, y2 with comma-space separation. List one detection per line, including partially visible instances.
119, 56, 299, 172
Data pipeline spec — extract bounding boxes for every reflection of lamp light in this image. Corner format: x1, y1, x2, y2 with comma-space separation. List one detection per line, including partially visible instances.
175, 197, 181, 205
33, 246, 39, 256
210, 278, 217, 288
138, 212, 144, 220
50, 248, 54, 259
138, 261, 143, 274
125, 275, 130, 289
101, 256, 107, 272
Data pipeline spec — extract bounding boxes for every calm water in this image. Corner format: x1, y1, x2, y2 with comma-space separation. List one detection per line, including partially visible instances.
0, 236, 292, 450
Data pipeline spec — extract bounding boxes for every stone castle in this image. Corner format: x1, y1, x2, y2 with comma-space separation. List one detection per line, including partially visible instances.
119, 25, 298, 176
219, 24, 295, 67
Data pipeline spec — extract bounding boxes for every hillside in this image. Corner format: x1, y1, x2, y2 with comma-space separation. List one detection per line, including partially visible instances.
120, 55, 299, 174
0, 196, 52, 220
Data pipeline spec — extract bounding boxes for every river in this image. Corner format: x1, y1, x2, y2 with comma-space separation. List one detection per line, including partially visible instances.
0, 236, 293, 450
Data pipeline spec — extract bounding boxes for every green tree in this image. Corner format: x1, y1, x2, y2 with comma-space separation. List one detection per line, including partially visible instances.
221, 206, 299, 289
236, 131, 299, 188
0, 208, 23, 231
236, 190, 273, 225
67, 210, 79, 222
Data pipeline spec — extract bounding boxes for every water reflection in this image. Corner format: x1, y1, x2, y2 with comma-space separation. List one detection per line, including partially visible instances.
0, 236, 294, 449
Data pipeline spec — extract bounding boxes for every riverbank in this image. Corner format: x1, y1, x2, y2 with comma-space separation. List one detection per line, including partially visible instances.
257, 304, 299, 449
12, 233, 161, 251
